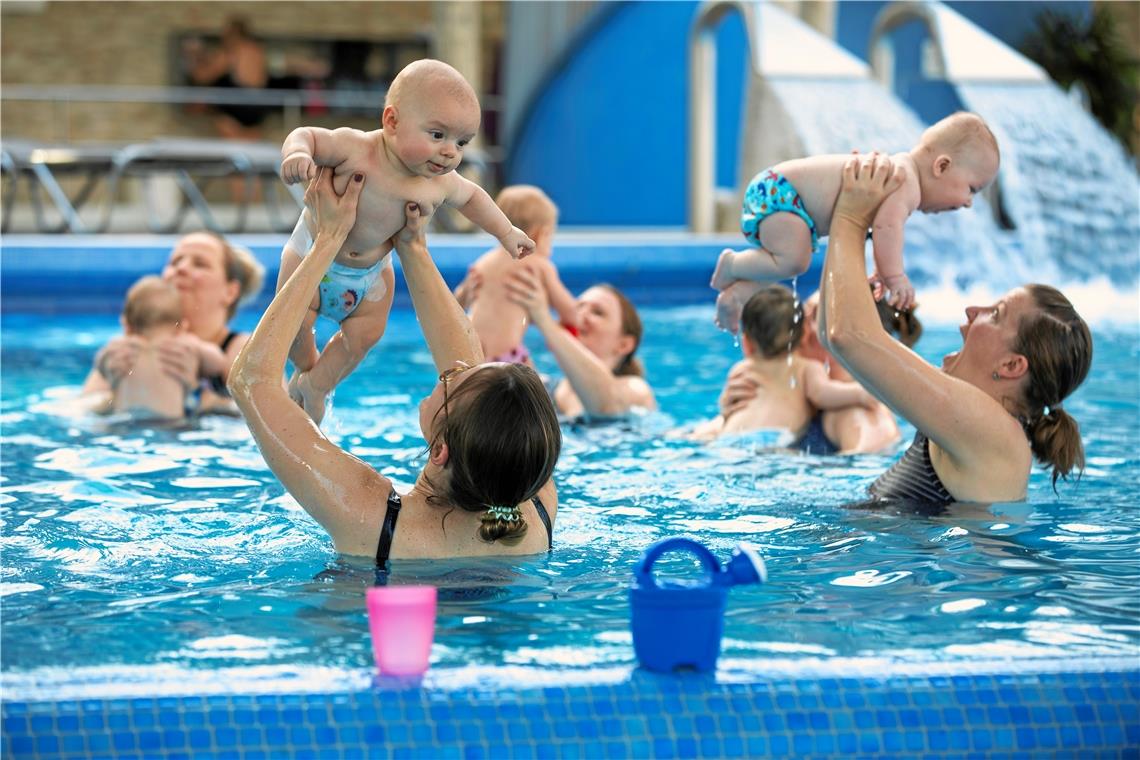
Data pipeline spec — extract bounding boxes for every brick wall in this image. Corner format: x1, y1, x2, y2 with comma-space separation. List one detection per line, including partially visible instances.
1, 1, 505, 144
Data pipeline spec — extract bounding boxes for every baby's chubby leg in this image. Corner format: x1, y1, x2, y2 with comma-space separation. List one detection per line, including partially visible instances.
277, 247, 322, 375
298, 265, 396, 425
710, 212, 815, 290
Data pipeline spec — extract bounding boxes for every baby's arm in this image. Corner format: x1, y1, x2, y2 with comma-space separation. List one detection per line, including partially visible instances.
190, 336, 231, 381
446, 174, 536, 258
869, 187, 917, 310
280, 127, 356, 185
533, 258, 578, 327
802, 360, 876, 411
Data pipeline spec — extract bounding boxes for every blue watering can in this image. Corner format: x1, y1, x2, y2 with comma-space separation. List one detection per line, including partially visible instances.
629, 537, 767, 673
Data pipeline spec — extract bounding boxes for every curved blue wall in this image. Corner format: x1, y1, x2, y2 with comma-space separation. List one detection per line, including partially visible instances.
506, 1, 747, 227
506, 0, 1089, 227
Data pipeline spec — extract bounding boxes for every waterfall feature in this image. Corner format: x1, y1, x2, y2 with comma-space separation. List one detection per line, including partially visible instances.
957, 82, 1140, 287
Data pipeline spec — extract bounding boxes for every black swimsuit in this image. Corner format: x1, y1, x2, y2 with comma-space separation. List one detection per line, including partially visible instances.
374, 491, 554, 567
205, 331, 239, 395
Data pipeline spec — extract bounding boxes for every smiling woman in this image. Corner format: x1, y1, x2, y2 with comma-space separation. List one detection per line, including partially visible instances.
818, 154, 1092, 505
505, 269, 656, 419
80, 231, 264, 415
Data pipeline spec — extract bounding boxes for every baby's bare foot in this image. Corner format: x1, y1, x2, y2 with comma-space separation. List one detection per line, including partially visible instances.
709, 249, 738, 291
714, 280, 765, 334
290, 371, 329, 426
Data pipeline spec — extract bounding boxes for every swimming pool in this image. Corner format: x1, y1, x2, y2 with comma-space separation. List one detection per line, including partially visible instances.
2, 236, 1138, 757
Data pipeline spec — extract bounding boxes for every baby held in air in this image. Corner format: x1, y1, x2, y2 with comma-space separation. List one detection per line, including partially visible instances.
711, 112, 1000, 332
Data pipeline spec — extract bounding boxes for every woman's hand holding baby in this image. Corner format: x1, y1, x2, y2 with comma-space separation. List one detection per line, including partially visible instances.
834, 154, 904, 230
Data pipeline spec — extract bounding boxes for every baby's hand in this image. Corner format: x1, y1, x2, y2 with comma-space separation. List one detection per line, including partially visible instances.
714, 280, 765, 334
710, 249, 739, 291
500, 226, 536, 259
882, 272, 915, 311
280, 151, 316, 185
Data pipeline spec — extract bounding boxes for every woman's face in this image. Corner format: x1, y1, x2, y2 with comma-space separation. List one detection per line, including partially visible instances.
162, 233, 238, 315
575, 287, 634, 370
942, 287, 1033, 377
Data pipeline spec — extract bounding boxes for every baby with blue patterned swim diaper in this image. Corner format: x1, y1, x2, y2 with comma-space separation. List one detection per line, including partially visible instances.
710, 112, 999, 332
277, 59, 535, 425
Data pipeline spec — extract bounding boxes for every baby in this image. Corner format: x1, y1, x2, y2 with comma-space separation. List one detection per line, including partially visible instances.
691, 285, 876, 443
711, 111, 1000, 329
277, 58, 535, 423
97, 276, 229, 421
456, 185, 578, 364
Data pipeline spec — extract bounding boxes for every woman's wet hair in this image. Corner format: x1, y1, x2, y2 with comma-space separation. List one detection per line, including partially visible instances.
201, 232, 265, 319
874, 297, 923, 348
1013, 284, 1093, 488
597, 284, 645, 377
741, 285, 803, 358
426, 364, 561, 544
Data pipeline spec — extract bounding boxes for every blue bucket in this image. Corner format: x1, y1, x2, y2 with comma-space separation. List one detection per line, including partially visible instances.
629, 537, 766, 673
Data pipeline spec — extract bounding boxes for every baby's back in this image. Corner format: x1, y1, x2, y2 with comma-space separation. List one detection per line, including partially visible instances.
467, 249, 531, 360
774, 153, 910, 237
114, 333, 196, 420
720, 358, 814, 437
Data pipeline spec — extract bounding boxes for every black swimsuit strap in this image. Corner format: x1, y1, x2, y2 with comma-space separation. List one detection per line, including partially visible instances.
531, 496, 553, 550
374, 490, 402, 567
218, 330, 240, 353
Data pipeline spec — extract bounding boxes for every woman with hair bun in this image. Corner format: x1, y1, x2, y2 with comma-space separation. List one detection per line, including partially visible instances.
229, 169, 561, 563
819, 154, 1092, 504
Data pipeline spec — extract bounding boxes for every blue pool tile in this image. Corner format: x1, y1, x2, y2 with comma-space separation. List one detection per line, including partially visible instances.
698, 737, 721, 757
745, 737, 766, 756
652, 738, 674, 758
792, 733, 812, 754
62, 734, 85, 753
768, 734, 789, 754
837, 733, 857, 753
35, 735, 60, 753
972, 728, 994, 750
722, 736, 743, 757
883, 730, 904, 751
858, 732, 880, 753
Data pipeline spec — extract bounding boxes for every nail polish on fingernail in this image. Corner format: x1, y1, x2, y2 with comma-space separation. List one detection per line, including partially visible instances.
354, 174, 363, 182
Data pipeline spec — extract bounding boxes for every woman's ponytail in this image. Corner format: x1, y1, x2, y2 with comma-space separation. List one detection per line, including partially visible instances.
1026, 406, 1084, 489
478, 504, 528, 544
1015, 285, 1092, 490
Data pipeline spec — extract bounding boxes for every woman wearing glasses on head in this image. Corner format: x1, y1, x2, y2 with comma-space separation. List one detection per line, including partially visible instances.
230, 169, 561, 566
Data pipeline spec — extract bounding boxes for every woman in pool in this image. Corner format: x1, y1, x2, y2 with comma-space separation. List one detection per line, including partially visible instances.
820, 154, 1091, 503
81, 231, 264, 415
229, 169, 560, 562
504, 268, 656, 418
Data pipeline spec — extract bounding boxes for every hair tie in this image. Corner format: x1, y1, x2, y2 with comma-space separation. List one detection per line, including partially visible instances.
484, 504, 522, 523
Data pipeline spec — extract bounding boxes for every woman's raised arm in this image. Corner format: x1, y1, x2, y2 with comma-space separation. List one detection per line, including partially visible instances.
819, 156, 1023, 470
229, 169, 386, 556
391, 202, 484, 371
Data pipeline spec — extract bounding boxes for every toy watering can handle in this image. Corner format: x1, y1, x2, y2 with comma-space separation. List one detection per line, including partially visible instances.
634, 537, 722, 588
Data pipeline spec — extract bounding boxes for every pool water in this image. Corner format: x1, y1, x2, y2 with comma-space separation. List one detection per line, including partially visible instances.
1, 306, 1138, 688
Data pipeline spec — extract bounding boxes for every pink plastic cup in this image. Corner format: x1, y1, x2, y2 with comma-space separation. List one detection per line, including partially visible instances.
365, 585, 437, 677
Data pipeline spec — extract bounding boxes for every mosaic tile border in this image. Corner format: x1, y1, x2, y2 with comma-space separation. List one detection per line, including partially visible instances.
4, 658, 1137, 759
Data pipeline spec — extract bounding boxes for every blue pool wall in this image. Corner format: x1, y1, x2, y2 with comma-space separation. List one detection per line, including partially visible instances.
4, 663, 1137, 759
0, 234, 815, 316
506, 0, 1090, 227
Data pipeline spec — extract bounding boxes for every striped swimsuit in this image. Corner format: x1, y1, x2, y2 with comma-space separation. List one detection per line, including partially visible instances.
868, 432, 954, 505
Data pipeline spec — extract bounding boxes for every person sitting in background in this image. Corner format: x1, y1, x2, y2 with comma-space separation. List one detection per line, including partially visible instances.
505, 270, 655, 419
454, 185, 578, 364
717, 288, 922, 455
820, 153, 1091, 505
276, 59, 536, 425
691, 284, 875, 444
82, 232, 265, 416
230, 169, 560, 563
183, 17, 272, 141
94, 276, 229, 421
